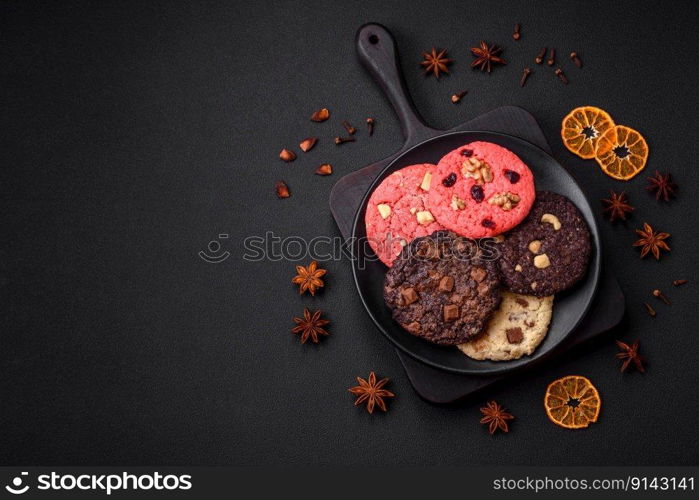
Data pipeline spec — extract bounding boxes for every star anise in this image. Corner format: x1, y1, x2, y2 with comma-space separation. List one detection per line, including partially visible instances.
420, 48, 452, 78
633, 223, 670, 260
615, 340, 645, 373
601, 190, 634, 222
292, 308, 329, 344
479, 401, 514, 434
470, 41, 506, 73
348, 372, 395, 413
646, 171, 677, 202
291, 260, 326, 295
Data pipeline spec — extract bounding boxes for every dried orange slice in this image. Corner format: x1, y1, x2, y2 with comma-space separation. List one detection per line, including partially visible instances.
544, 375, 601, 429
595, 125, 649, 180
561, 106, 615, 159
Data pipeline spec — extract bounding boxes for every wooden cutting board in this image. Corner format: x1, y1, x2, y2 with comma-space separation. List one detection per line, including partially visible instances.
329, 105, 625, 403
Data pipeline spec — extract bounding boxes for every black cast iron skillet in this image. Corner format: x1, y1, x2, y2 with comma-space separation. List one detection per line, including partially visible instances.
350, 24, 601, 375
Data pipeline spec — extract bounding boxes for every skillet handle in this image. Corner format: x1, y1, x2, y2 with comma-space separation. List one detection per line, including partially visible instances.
356, 23, 435, 145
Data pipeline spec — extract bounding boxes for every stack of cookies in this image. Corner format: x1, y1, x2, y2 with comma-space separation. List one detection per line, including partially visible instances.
366, 142, 591, 362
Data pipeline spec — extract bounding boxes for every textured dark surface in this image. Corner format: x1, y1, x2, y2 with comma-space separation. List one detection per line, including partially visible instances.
384, 232, 501, 345
499, 191, 591, 296
2, 0, 699, 466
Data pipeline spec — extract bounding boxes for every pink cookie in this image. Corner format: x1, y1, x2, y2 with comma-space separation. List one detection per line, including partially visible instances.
365, 164, 445, 266
428, 141, 535, 238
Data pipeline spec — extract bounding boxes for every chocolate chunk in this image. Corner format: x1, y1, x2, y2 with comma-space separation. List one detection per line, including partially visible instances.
442, 172, 457, 187
443, 304, 460, 322
506, 327, 524, 344
504, 169, 520, 184
461, 148, 473, 157
403, 321, 421, 334
515, 297, 529, 308
401, 287, 418, 305
470, 267, 487, 282
439, 276, 455, 292
416, 241, 440, 260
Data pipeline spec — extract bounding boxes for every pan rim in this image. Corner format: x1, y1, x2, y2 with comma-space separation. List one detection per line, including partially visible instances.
350, 130, 601, 376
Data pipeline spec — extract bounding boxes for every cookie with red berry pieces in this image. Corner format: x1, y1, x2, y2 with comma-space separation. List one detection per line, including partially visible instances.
427, 141, 535, 238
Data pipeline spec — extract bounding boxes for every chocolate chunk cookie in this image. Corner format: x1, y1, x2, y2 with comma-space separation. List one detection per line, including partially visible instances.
498, 191, 591, 296
457, 292, 554, 361
384, 231, 501, 345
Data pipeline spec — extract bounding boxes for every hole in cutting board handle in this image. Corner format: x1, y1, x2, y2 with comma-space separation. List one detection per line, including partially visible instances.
368, 34, 379, 44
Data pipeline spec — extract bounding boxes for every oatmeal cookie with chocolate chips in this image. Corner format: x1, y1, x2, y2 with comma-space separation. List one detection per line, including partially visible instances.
383, 230, 501, 345
498, 191, 591, 296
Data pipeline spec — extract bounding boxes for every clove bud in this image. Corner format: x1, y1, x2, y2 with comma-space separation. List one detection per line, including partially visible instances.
341, 120, 356, 135
555, 68, 568, 85
535, 47, 546, 64
570, 52, 582, 68
643, 302, 656, 317
652, 289, 671, 305
366, 117, 375, 136
512, 23, 521, 41
334, 136, 356, 145
520, 68, 531, 87
673, 279, 688, 286
451, 91, 467, 103
547, 48, 555, 66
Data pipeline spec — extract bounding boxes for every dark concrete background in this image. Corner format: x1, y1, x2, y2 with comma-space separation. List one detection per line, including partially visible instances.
2, 0, 698, 465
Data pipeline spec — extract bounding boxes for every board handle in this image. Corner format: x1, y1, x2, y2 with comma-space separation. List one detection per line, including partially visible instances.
356, 23, 435, 145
